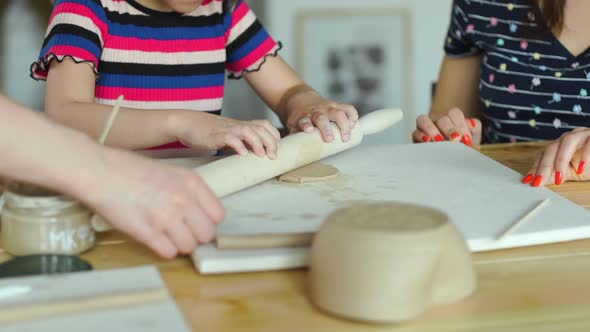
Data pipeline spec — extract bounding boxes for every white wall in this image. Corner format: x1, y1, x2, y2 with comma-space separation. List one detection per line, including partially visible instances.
0, 0, 48, 110
265, 0, 453, 143
222, 0, 268, 121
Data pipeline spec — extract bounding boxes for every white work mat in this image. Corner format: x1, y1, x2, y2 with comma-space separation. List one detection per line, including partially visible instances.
189, 142, 590, 274
0, 266, 190, 331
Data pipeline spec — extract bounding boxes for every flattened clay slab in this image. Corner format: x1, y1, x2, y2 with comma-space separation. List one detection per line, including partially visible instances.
278, 163, 339, 183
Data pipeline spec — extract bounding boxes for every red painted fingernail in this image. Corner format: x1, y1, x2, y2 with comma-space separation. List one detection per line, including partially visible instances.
434, 134, 444, 142
462, 135, 473, 146
555, 171, 563, 185
532, 175, 543, 187
577, 161, 586, 175
468, 118, 476, 128
422, 135, 432, 142
451, 132, 460, 140
522, 174, 535, 184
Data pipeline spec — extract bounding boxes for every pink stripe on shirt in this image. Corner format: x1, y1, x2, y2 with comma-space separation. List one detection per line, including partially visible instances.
50, 3, 108, 36
96, 86, 225, 101
227, 38, 276, 72
230, 1, 249, 30
106, 35, 226, 52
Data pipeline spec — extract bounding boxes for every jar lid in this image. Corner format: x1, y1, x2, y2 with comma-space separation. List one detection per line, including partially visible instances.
3, 182, 78, 210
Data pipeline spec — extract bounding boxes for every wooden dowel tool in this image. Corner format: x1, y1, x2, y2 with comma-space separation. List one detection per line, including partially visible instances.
497, 198, 550, 241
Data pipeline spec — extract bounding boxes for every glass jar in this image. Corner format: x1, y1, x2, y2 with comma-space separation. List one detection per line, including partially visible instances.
1, 182, 95, 256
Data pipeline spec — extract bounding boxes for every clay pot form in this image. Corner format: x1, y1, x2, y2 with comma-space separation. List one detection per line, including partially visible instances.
310, 202, 477, 323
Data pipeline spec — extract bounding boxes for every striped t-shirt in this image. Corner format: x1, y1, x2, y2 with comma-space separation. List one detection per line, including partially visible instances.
31, 0, 280, 148
446, 0, 590, 143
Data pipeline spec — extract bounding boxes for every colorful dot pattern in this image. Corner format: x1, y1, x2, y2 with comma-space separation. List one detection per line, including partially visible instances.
445, 0, 590, 143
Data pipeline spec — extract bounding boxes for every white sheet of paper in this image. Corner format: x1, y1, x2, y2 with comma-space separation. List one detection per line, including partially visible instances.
193, 142, 590, 274
0, 266, 190, 331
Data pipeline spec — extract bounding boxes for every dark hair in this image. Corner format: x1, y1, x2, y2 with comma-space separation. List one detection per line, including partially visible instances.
529, 0, 567, 33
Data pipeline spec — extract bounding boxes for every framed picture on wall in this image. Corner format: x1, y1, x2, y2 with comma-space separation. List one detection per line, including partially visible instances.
295, 8, 412, 120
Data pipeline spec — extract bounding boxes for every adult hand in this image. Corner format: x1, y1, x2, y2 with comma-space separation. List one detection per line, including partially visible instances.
82, 148, 224, 258
412, 107, 482, 146
523, 128, 590, 187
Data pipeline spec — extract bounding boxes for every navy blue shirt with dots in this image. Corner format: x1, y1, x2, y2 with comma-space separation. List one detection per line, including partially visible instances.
445, 0, 590, 143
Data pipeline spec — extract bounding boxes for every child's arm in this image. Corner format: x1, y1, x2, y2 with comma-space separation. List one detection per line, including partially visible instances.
45, 58, 280, 158
243, 56, 358, 143
0, 93, 224, 258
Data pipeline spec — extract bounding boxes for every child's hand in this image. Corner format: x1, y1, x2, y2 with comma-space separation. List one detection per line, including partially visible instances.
210, 119, 281, 159
412, 108, 482, 146
176, 114, 280, 159
523, 128, 590, 187
282, 87, 358, 143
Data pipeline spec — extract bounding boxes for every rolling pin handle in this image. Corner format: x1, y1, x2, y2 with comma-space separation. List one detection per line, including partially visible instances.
359, 109, 404, 136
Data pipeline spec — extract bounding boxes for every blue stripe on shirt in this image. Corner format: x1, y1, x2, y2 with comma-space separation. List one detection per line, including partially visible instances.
98, 73, 225, 88
108, 22, 224, 40
228, 29, 269, 63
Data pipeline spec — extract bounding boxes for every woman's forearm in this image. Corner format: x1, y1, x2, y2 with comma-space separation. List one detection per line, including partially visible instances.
0, 94, 109, 196
431, 55, 483, 119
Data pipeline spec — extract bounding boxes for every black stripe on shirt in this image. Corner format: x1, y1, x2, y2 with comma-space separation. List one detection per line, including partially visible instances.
42, 24, 103, 50
100, 61, 227, 76
105, 4, 224, 28
226, 19, 263, 56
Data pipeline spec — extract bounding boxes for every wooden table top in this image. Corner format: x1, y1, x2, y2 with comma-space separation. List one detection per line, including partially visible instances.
2, 142, 590, 331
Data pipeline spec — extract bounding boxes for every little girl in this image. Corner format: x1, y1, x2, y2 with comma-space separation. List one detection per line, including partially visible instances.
31, 0, 358, 158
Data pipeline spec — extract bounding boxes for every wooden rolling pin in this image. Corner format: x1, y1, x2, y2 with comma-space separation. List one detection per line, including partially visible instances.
197, 108, 403, 197
92, 109, 403, 234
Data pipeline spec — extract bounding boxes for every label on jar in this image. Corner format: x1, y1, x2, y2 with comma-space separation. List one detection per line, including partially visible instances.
48, 224, 95, 251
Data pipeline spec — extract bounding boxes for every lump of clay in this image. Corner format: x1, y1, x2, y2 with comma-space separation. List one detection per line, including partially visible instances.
278, 163, 339, 183
309, 202, 477, 323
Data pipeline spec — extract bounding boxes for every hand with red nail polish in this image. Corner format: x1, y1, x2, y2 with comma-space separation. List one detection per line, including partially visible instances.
412, 108, 482, 145
577, 161, 586, 175
532, 175, 543, 187
525, 128, 590, 187
522, 174, 535, 184
462, 135, 473, 147
555, 171, 563, 186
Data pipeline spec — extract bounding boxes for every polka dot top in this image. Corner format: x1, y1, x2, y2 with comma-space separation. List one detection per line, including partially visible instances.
445, 0, 590, 143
